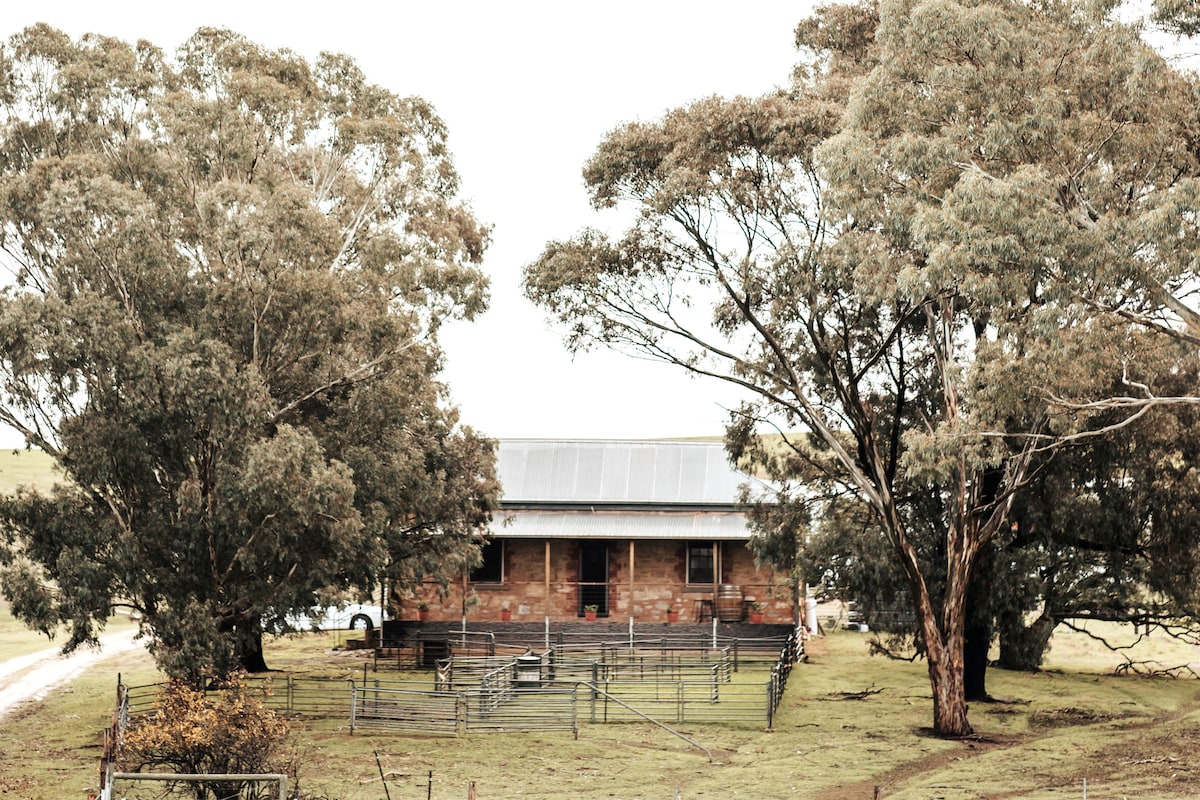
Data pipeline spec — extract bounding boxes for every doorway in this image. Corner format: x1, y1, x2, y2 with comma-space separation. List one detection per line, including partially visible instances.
578, 541, 609, 617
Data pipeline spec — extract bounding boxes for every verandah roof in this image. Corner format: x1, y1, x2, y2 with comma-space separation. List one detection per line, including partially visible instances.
492, 510, 753, 540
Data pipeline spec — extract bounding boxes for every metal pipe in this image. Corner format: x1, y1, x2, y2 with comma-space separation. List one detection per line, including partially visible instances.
112, 773, 286, 799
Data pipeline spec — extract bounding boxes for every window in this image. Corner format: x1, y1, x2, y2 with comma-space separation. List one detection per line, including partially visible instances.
687, 542, 716, 585
470, 540, 503, 584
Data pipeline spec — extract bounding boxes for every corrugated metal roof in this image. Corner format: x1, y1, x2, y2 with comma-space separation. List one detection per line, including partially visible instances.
491, 510, 753, 540
497, 439, 766, 506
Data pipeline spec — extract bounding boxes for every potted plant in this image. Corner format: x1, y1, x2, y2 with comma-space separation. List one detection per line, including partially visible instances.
583, 604, 598, 622
666, 604, 679, 624
499, 602, 512, 622
417, 602, 429, 622
749, 601, 764, 624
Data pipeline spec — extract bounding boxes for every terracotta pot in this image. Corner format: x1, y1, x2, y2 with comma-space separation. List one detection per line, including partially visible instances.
584, 610, 597, 621
750, 612, 764, 624
666, 612, 679, 623
418, 609, 429, 622
500, 609, 512, 621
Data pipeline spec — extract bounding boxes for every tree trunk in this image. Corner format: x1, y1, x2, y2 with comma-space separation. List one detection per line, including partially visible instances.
963, 542, 996, 700
912, 573, 973, 736
997, 612, 1055, 671
927, 643, 971, 736
234, 619, 269, 673
963, 615, 991, 701
909, 525, 974, 737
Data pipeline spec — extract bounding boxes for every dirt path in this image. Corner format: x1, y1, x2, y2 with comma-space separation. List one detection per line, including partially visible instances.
0, 629, 142, 720
809, 733, 1012, 800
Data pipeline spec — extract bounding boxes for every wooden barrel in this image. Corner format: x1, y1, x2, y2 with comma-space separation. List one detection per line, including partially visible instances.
715, 584, 743, 622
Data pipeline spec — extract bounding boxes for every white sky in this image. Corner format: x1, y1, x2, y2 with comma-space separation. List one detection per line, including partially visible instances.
0, 1, 811, 446
3, 4, 1192, 448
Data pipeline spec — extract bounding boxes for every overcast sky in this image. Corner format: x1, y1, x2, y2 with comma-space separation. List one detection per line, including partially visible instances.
0, 1, 812, 446
3, 3, 1192, 448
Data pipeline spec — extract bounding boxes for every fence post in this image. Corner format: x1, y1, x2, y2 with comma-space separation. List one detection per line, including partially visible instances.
767, 675, 775, 728
572, 685, 579, 739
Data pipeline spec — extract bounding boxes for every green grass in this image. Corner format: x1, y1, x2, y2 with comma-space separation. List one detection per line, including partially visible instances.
0, 597, 59, 660
4, 620, 1200, 799
0, 598, 140, 662
0, 447, 61, 494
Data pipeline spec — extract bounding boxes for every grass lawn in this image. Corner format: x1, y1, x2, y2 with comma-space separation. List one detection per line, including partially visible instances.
0, 447, 61, 494
3, 615, 1200, 799
0, 597, 63, 662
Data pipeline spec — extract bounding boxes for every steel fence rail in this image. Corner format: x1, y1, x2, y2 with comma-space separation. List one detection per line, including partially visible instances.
433, 646, 743, 689
583, 678, 771, 726
111, 630, 801, 745
461, 686, 579, 736
372, 629, 792, 673
477, 661, 517, 714
98, 679, 129, 800
121, 671, 777, 732
544, 649, 735, 685
767, 626, 806, 727
351, 685, 460, 735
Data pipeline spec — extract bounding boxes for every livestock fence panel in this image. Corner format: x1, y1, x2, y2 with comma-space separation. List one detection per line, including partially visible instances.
544, 648, 735, 685
767, 626, 806, 727
351, 684, 461, 735
584, 678, 772, 726
123, 676, 354, 719
461, 686, 579, 735
374, 629, 497, 670
113, 627, 802, 739
372, 627, 794, 674
123, 682, 159, 717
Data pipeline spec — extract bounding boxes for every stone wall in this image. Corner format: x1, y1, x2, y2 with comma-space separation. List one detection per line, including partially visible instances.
408, 538, 795, 625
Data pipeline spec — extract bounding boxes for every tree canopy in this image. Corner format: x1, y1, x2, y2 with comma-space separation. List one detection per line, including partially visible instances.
0, 26, 499, 678
524, 0, 1200, 736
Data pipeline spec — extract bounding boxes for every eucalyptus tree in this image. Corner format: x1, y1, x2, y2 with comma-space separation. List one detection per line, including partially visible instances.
524, 0, 1200, 735
0, 26, 498, 678
807, 361, 1200, 679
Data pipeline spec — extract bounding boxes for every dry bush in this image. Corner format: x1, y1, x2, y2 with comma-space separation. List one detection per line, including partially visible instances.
119, 675, 296, 799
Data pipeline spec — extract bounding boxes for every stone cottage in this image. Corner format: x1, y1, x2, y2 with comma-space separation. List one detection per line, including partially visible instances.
411, 438, 794, 626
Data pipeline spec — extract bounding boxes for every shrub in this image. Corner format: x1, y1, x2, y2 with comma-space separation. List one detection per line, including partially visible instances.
119, 674, 295, 799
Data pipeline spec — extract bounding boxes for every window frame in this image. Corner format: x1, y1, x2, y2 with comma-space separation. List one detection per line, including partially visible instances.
686, 541, 717, 586
470, 539, 504, 584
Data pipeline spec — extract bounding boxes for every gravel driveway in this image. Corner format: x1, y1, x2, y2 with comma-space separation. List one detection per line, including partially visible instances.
0, 629, 142, 720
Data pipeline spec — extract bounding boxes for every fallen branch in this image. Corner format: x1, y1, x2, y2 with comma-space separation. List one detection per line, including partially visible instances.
829, 685, 883, 700
1114, 661, 1200, 679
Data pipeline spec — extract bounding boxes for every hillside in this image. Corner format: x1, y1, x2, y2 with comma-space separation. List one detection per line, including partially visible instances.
0, 448, 60, 494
